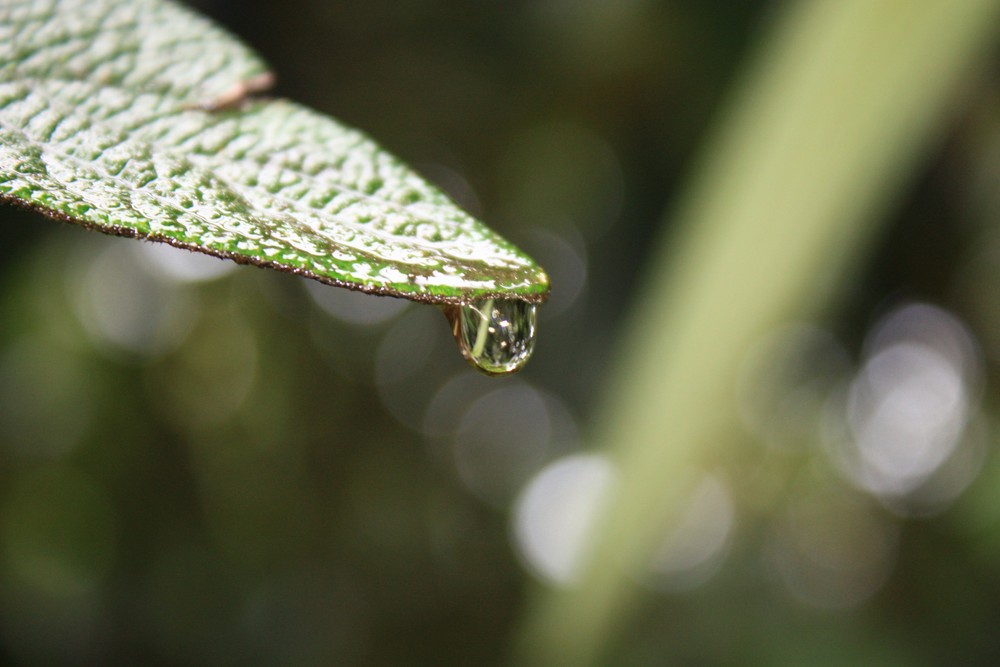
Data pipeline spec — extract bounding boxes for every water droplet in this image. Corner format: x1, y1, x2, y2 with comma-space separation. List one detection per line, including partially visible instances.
445, 299, 537, 375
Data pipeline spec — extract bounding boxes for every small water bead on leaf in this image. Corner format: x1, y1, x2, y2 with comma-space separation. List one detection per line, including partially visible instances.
446, 299, 538, 375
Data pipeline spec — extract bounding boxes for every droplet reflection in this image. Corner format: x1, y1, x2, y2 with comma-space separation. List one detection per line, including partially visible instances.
446, 299, 538, 375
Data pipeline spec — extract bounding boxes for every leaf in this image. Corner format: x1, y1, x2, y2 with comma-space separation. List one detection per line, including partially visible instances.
0, 0, 549, 305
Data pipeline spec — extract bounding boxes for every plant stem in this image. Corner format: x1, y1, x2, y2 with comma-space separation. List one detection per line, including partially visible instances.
512, 0, 1000, 664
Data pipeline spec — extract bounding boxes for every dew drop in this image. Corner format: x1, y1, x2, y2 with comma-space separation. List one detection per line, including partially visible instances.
445, 299, 537, 375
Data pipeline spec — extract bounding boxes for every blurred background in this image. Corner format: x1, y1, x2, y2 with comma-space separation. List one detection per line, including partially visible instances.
4, 0, 1000, 664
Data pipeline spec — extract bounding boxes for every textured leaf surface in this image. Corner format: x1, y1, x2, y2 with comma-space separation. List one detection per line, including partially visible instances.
0, 0, 549, 304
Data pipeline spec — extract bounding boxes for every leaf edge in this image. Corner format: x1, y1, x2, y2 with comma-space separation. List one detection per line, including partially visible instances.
0, 193, 551, 306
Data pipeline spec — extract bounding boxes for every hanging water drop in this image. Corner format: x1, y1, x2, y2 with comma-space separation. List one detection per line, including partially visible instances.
445, 299, 537, 375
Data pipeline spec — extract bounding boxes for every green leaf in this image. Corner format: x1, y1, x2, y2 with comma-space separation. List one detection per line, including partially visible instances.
0, 0, 549, 305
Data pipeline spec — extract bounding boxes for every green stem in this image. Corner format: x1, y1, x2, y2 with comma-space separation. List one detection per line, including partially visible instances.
512, 0, 1000, 664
